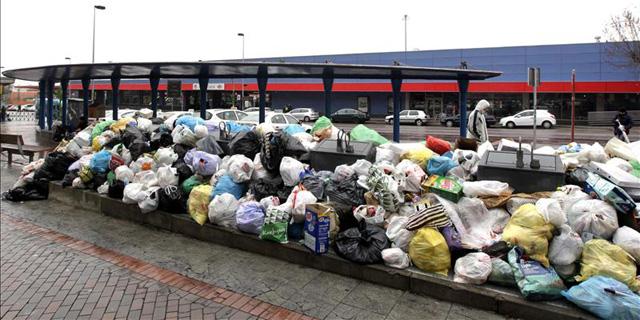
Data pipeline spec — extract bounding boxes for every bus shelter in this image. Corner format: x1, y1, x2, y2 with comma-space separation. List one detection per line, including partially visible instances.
2, 62, 501, 142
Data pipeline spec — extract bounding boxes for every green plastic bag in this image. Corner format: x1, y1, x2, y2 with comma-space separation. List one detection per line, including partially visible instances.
488, 257, 516, 287
311, 116, 332, 135
91, 120, 115, 141
182, 175, 204, 195
631, 160, 640, 178
259, 221, 288, 243
508, 247, 565, 301
349, 124, 388, 146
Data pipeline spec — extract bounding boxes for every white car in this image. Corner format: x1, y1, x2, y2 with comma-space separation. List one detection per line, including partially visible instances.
101, 108, 137, 121
288, 108, 319, 122
385, 110, 430, 126
499, 110, 556, 129
204, 109, 248, 128
237, 113, 311, 131
163, 111, 194, 128
244, 107, 272, 114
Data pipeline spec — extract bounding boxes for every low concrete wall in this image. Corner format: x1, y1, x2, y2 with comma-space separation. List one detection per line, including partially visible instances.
48, 182, 595, 320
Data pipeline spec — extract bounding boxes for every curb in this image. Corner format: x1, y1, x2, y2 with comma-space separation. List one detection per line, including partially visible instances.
48, 181, 596, 320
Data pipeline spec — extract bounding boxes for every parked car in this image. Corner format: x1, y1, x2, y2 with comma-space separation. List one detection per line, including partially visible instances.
244, 107, 272, 114
499, 109, 556, 129
237, 112, 311, 131
163, 111, 194, 128
101, 109, 137, 121
288, 108, 319, 122
22, 104, 36, 112
204, 109, 248, 128
385, 110, 430, 126
7, 105, 19, 111
330, 108, 369, 124
440, 114, 496, 127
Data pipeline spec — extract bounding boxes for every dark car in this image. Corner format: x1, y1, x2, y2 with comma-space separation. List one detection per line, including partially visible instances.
330, 108, 370, 123
440, 114, 496, 127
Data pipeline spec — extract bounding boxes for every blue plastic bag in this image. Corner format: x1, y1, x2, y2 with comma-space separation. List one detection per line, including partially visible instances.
562, 276, 640, 320
283, 124, 306, 136
89, 150, 112, 174
175, 115, 205, 131
427, 156, 458, 176
226, 121, 251, 134
211, 175, 247, 200
191, 151, 221, 176
236, 201, 265, 234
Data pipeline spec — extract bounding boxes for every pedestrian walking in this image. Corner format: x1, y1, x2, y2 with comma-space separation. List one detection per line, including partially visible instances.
612, 108, 632, 141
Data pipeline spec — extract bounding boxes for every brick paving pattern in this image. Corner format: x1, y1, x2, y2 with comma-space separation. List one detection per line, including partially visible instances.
0, 214, 312, 320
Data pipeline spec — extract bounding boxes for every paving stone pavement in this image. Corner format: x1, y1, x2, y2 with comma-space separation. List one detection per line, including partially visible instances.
0, 163, 508, 320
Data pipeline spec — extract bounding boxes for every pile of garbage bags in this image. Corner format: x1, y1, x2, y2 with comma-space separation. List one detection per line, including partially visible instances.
4, 114, 640, 318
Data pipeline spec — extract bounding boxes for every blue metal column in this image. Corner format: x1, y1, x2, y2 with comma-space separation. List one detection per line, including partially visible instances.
198, 76, 208, 119
391, 72, 403, 143
257, 66, 268, 123
61, 79, 69, 127
46, 79, 54, 130
457, 79, 469, 137
38, 80, 46, 129
150, 77, 159, 118
322, 68, 334, 117
110, 76, 120, 120
81, 78, 90, 122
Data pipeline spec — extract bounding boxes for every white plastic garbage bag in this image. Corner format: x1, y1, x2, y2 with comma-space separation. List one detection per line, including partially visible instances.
604, 137, 638, 162
157, 165, 179, 187
548, 225, 584, 266
536, 198, 567, 228
351, 159, 372, 177
97, 182, 109, 194
285, 186, 317, 223
154, 147, 178, 167
382, 248, 411, 269
72, 177, 85, 189
130, 156, 157, 173
252, 153, 269, 180
259, 196, 280, 210
136, 117, 152, 132
612, 226, 640, 262
375, 147, 396, 164
386, 215, 413, 251
73, 127, 92, 147
477, 141, 494, 159
487, 208, 511, 234
585, 142, 609, 163
133, 170, 158, 188
463, 180, 511, 197
138, 187, 161, 213
332, 164, 356, 182
68, 155, 93, 172
208, 193, 239, 228
550, 185, 591, 214
280, 157, 305, 187
353, 205, 386, 226
453, 197, 501, 249
452, 150, 480, 180
115, 165, 134, 183
122, 183, 146, 204
568, 199, 619, 240
194, 124, 208, 139
453, 252, 492, 284
172, 125, 198, 146
228, 154, 254, 183
606, 158, 633, 173
395, 159, 426, 193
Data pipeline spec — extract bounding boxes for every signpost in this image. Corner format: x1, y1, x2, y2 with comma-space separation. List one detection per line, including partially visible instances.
527, 67, 541, 169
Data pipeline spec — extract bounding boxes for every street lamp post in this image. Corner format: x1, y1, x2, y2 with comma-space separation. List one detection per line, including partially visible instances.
238, 33, 245, 109
91, 5, 106, 103
403, 14, 408, 63
65, 57, 71, 64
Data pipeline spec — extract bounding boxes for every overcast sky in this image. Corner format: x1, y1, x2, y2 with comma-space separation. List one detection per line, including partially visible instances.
1, 0, 637, 72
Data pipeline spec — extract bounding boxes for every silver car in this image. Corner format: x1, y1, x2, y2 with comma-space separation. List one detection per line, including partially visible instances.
288, 108, 319, 122
385, 110, 431, 126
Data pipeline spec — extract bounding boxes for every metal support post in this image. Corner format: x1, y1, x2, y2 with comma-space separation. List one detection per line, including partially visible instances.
457, 79, 469, 137
81, 78, 90, 122
38, 80, 46, 129
391, 72, 403, 143
257, 66, 268, 123
110, 76, 120, 120
323, 68, 334, 117
61, 79, 69, 127
198, 76, 208, 119
46, 79, 54, 130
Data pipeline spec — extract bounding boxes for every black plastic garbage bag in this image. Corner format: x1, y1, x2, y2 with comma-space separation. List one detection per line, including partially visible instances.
283, 134, 309, 161
149, 131, 172, 151
91, 172, 108, 191
128, 140, 150, 161
302, 175, 327, 200
196, 135, 225, 156
173, 143, 192, 160
260, 132, 286, 173
251, 176, 291, 203
173, 160, 193, 184
33, 152, 77, 181
122, 126, 147, 148
335, 221, 390, 264
108, 180, 125, 199
158, 186, 187, 214
2, 178, 49, 202
62, 169, 79, 187
151, 117, 165, 125
103, 136, 123, 149
324, 175, 365, 208
328, 201, 359, 231
229, 130, 261, 159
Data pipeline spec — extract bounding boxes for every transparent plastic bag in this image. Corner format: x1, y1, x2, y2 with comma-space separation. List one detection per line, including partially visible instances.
536, 198, 567, 228
549, 225, 584, 266
280, 157, 305, 186
138, 186, 161, 213
385, 215, 413, 251
353, 205, 386, 226
157, 165, 179, 187
568, 199, 619, 240
612, 226, 640, 262
382, 248, 411, 269
350, 159, 372, 177
285, 186, 317, 223
463, 180, 511, 197
454, 252, 492, 284
228, 154, 254, 183
154, 147, 178, 167
122, 183, 146, 204
115, 165, 134, 183
133, 170, 158, 188
395, 159, 426, 193
208, 193, 239, 228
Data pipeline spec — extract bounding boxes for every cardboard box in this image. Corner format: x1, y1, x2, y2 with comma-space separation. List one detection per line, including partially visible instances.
422, 175, 463, 202
585, 172, 637, 215
304, 203, 332, 254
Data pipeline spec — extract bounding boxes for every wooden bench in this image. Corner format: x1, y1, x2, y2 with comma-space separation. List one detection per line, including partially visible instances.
0, 134, 53, 165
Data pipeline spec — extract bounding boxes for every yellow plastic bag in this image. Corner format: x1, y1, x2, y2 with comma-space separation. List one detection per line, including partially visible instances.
110, 117, 136, 134
577, 239, 639, 292
502, 203, 554, 267
400, 147, 434, 168
408, 227, 451, 276
187, 185, 213, 225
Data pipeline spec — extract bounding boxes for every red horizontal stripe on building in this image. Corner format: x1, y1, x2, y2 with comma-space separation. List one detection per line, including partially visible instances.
68, 81, 640, 93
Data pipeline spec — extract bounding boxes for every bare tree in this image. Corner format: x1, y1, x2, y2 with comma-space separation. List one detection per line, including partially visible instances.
603, 9, 640, 69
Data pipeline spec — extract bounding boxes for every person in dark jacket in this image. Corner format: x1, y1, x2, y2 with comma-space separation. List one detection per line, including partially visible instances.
613, 108, 632, 141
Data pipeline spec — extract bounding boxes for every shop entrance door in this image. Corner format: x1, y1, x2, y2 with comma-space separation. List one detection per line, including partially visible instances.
425, 97, 443, 119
